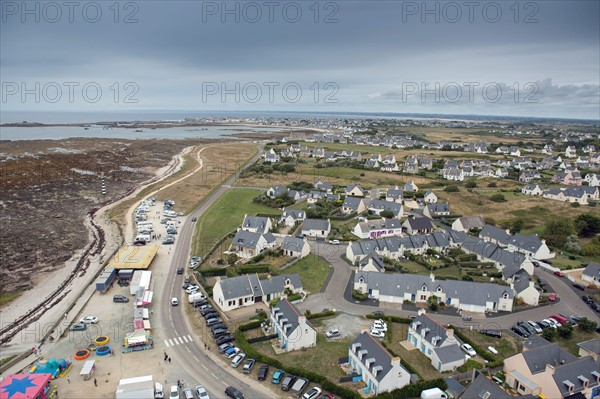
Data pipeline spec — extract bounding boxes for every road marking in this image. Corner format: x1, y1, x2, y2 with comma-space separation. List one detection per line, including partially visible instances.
164, 340, 170, 348
174, 337, 181, 345
211, 373, 218, 379
168, 339, 174, 347
187, 334, 193, 341
182, 335, 189, 343
201, 364, 208, 370
221, 381, 228, 387
185, 347, 191, 353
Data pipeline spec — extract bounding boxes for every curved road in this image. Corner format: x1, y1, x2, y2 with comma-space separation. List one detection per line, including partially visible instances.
155, 143, 276, 399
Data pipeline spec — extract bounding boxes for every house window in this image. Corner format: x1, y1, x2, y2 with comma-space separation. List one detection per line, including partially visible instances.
427, 348, 432, 356
421, 285, 427, 291
420, 295, 427, 300
437, 287, 442, 292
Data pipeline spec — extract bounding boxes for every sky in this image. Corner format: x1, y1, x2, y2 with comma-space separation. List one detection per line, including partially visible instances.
1, 0, 599, 119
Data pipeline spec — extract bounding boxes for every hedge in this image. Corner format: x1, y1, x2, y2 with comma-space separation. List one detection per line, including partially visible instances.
306, 310, 336, 320
234, 328, 361, 399
236, 264, 271, 274
238, 320, 262, 332
449, 325, 502, 367
198, 268, 227, 277
376, 379, 448, 399
366, 314, 412, 324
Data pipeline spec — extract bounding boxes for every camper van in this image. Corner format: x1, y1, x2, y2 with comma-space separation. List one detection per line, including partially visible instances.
162, 210, 177, 218
134, 234, 151, 244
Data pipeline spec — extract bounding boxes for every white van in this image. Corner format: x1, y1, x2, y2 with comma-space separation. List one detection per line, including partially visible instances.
154, 382, 164, 399
421, 388, 448, 399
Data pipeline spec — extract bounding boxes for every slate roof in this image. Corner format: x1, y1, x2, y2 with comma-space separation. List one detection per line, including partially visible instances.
508, 233, 543, 253
411, 314, 452, 347
355, 272, 514, 307
386, 186, 404, 199
346, 183, 363, 194
350, 332, 397, 382
349, 231, 459, 256
260, 274, 303, 296
405, 217, 434, 231
435, 344, 467, 365
281, 208, 305, 220
242, 215, 271, 233
359, 252, 385, 272
577, 339, 600, 355
355, 218, 402, 234
231, 230, 271, 249
281, 236, 306, 253
552, 357, 600, 397
460, 373, 511, 399
512, 269, 534, 293
583, 261, 600, 279
343, 196, 364, 211
369, 200, 402, 215
521, 340, 578, 374
480, 225, 511, 243
268, 185, 287, 197
302, 218, 330, 232
455, 216, 486, 230
426, 203, 450, 214
272, 298, 313, 335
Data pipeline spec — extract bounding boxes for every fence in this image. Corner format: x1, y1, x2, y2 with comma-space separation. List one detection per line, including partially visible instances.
247, 334, 278, 344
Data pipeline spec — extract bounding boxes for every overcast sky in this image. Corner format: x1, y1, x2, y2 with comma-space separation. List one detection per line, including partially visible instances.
1, 0, 599, 119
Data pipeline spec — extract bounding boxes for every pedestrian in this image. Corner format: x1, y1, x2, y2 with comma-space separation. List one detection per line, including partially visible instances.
67, 378, 70, 384
177, 380, 180, 388
94, 378, 97, 387
64, 313, 67, 320
151, 309, 154, 315
168, 357, 171, 363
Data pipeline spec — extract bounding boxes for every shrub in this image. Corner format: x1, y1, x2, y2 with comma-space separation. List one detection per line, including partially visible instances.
444, 185, 460, 192
489, 193, 506, 202
578, 318, 598, 332
352, 290, 368, 301
457, 359, 484, 373
571, 202, 581, 207
306, 310, 336, 320
543, 327, 558, 341
465, 181, 477, 188
487, 182, 498, 188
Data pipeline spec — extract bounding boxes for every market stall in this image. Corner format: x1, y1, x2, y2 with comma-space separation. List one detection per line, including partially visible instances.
79, 360, 96, 381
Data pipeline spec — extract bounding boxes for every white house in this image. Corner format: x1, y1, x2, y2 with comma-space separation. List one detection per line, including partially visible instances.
403, 180, 419, 192
352, 218, 403, 240
358, 252, 385, 272
368, 200, 403, 218
565, 145, 577, 158
281, 236, 310, 258
270, 299, 316, 352
342, 197, 366, 214
522, 184, 544, 196
266, 185, 287, 199
241, 214, 272, 234
385, 186, 404, 203
407, 310, 467, 372
582, 261, 600, 287
279, 208, 305, 227
345, 183, 365, 197
443, 167, 465, 181
584, 173, 600, 187
347, 332, 411, 395
403, 217, 435, 235
511, 270, 540, 306
451, 216, 486, 232
301, 219, 331, 238
213, 273, 303, 312
228, 230, 277, 259
423, 203, 450, 218
424, 190, 438, 204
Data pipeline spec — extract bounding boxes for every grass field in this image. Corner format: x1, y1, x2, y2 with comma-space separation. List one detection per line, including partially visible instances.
191, 188, 281, 257
281, 254, 331, 294
0, 291, 23, 307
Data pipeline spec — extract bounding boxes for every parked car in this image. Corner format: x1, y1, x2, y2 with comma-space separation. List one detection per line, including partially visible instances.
69, 323, 86, 331
230, 353, 246, 368
303, 387, 322, 399
550, 314, 568, 325
224, 386, 244, 399
291, 377, 309, 397
548, 293, 557, 301
591, 303, 600, 312
554, 271, 565, 277
582, 295, 594, 304
371, 310, 384, 316
80, 316, 98, 324
210, 323, 226, 332
113, 295, 129, 303
185, 285, 200, 294
461, 343, 476, 357
169, 385, 179, 399
537, 320, 551, 329
480, 329, 502, 338
218, 342, 233, 353
511, 325, 530, 338
163, 237, 175, 245
527, 321, 543, 333
281, 375, 297, 391
258, 365, 269, 381
325, 328, 340, 339
212, 328, 229, 338
206, 318, 222, 327
271, 370, 285, 384
372, 321, 388, 332
202, 311, 218, 319
182, 388, 194, 399
572, 283, 585, 291
195, 385, 210, 399
328, 239, 340, 245
216, 334, 234, 345
517, 321, 537, 335
546, 318, 561, 328
225, 347, 240, 358
369, 329, 385, 339
317, 395, 335, 399
242, 358, 256, 374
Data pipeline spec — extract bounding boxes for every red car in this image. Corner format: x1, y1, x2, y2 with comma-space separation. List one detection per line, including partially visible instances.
554, 271, 565, 277
548, 293, 557, 301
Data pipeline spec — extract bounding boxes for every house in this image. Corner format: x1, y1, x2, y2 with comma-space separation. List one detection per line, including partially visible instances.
281, 236, 310, 258
307, 190, 326, 204
451, 216, 486, 233
480, 225, 555, 260
565, 145, 577, 158
270, 299, 316, 352
312, 148, 325, 158
266, 185, 288, 199
403, 217, 435, 235
264, 150, 280, 163
504, 337, 600, 398
342, 197, 366, 214
364, 159, 380, 168
511, 269, 540, 306
551, 170, 583, 186
385, 186, 404, 203
403, 180, 419, 192
462, 237, 535, 279
241, 214, 272, 234
509, 147, 521, 157
424, 190, 438, 204
358, 252, 385, 272
213, 273, 303, 312
352, 218, 403, 240
407, 310, 467, 372
495, 168, 508, 178
345, 183, 365, 197
404, 156, 419, 174
313, 179, 334, 193
577, 339, 600, 360
279, 208, 306, 227
479, 225, 511, 245
347, 332, 411, 395
521, 184, 543, 196
228, 230, 277, 259
459, 372, 512, 399
287, 189, 306, 202
368, 200, 403, 218
354, 272, 514, 313
584, 173, 600, 187
301, 219, 331, 238
582, 261, 600, 287
423, 203, 450, 218
443, 167, 465, 181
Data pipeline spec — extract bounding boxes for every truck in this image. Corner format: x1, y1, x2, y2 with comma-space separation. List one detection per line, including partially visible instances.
95, 267, 116, 292
188, 292, 206, 304
421, 388, 448, 399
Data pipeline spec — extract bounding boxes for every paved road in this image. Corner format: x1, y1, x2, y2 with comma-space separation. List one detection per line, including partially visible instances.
301, 242, 599, 330
155, 144, 277, 399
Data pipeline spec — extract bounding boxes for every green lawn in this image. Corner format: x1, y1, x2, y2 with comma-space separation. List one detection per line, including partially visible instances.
0, 355, 17, 368
0, 291, 22, 307
281, 254, 331, 294
192, 188, 281, 256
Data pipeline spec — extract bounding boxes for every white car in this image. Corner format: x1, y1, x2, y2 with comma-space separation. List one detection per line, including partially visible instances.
302, 387, 322, 399
369, 329, 385, 339
329, 239, 340, 245
461, 343, 477, 357
80, 316, 98, 324
169, 385, 179, 399
230, 353, 246, 367
487, 346, 498, 355
374, 319, 388, 327
372, 321, 387, 332
195, 385, 210, 399
546, 318, 561, 328
185, 285, 200, 294
171, 297, 179, 306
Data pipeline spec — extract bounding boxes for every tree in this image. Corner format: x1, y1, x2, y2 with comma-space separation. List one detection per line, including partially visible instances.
563, 235, 581, 253
575, 213, 600, 237
489, 193, 506, 202
542, 218, 576, 248
557, 324, 573, 339
577, 318, 598, 332
380, 210, 395, 219
509, 219, 524, 233
542, 327, 557, 341
582, 237, 600, 256
226, 253, 239, 265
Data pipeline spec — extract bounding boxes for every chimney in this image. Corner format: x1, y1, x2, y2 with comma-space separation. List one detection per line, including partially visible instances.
430, 272, 435, 282
391, 357, 400, 368
418, 308, 426, 316
446, 328, 454, 339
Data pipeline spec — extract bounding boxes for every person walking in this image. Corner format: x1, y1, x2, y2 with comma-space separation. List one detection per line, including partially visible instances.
168, 357, 171, 363
93, 378, 97, 387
